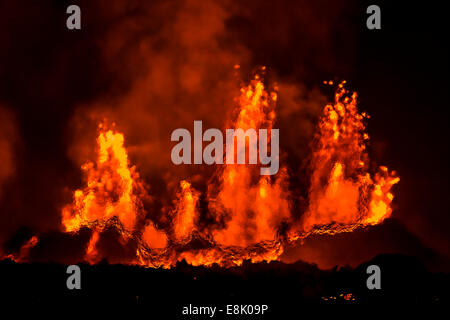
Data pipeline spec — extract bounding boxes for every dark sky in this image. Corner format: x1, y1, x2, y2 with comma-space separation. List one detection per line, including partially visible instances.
0, 0, 448, 270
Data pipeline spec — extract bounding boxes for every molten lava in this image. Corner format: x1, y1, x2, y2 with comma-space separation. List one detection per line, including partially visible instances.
297, 82, 399, 237
209, 75, 290, 247
53, 75, 399, 268
61, 123, 147, 263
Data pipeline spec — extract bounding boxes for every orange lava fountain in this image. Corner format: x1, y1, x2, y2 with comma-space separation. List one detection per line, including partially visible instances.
57, 75, 399, 268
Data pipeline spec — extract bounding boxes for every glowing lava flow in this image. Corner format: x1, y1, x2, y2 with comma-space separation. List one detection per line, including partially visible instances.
2, 236, 39, 263
58, 77, 399, 268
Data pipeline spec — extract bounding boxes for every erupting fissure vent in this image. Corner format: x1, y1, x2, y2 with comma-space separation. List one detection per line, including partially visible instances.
56, 75, 399, 268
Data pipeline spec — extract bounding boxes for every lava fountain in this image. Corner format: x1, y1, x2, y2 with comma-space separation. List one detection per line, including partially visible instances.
57, 75, 399, 268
